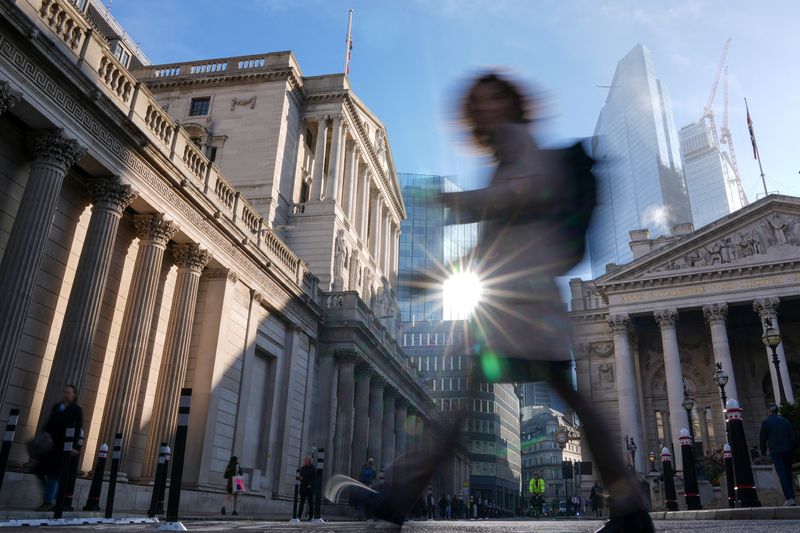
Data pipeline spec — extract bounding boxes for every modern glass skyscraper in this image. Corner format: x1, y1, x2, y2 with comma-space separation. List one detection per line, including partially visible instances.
397, 173, 478, 322
679, 119, 746, 229
588, 44, 693, 277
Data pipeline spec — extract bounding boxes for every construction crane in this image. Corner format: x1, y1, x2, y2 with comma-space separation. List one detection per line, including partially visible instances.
720, 66, 749, 206
701, 38, 731, 146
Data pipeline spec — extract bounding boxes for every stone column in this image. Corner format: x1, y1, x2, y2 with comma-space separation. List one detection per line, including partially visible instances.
309, 117, 328, 202
753, 297, 794, 404
654, 308, 689, 471
359, 170, 370, 241
325, 116, 344, 202
345, 146, 360, 223
0, 80, 22, 116
0, 129, 85, 408
406, 408, 417, 452
381, 213, 391, 275
368, 194, 379, 259
703, 303, 739, 401
42, 178, 138, 414
416, 416, 425, 453
367, 374, 385, 465
141, 244, 210, 478
394, 398, 408, 457
608, 315, 645, 473
381, 386, 396, 469
350, 363, 372, 477
100, 214, 177, 469
333, 351, 357, 475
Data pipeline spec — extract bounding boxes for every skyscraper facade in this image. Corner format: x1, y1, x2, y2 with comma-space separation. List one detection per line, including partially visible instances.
679, 119, 746, 229
588, 44, 693, 277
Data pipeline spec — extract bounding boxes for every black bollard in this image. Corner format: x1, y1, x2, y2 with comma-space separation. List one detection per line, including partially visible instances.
156, 446, 171, 515
290, 467, 300, 522
679, 429, 702, 510
62, 428, 83, 511
312, 447, 325, 523
0, 408, 19, 496
83, 443, 108, 511
725, 399, 760, 507
723, 443, 735, 508
148, 442, 168, 517
53, 423, 76, 518
104, 433, 122, 519
164, 388, 192, 527
661, 447, 678, 511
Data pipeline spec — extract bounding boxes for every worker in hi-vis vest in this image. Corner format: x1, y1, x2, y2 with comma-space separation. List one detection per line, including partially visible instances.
529, 472, 545, 517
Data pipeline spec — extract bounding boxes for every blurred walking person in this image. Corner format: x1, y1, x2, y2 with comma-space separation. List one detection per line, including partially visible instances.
221, 456, 242, 515
297, 456, 316, 521
760, 404, 798, 506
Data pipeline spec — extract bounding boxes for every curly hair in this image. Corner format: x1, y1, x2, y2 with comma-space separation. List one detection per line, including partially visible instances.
461, 72, 532, 147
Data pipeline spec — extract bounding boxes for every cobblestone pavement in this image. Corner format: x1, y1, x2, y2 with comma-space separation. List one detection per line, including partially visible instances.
20, 518, 800, 532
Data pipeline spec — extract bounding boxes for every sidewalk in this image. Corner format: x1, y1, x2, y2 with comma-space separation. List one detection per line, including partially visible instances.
652, 506, 800, 520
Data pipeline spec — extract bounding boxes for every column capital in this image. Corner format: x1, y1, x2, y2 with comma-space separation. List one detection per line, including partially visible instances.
608, 314, 630, 334
654, 308, 679, 328
370, 373, 386, 390
171, 244, 211, 272
28, 129, 86, 169
703, 302, 728, 324
134, 214, 178, 245
87, 178, 138, 214
753, 297, 780, 319
0, 80, 22, 116
335, 349, 359, 366
354, 362, 373, 379
383, 383, 397, 398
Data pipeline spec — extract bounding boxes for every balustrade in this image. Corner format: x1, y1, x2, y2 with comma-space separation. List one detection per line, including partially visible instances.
182, 143, 207, 181
144, 104, 175, 145
39, 0, 86, 50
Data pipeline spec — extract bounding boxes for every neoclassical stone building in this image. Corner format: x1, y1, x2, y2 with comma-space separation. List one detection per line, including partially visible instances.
570, 195, 800, 481
0, 0, 438, 511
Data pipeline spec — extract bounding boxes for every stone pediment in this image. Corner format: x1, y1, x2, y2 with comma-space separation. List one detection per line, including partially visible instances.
599, 196, 800, 284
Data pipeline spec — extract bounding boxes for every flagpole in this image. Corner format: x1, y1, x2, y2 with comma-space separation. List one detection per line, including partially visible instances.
344, 9, 353, 77
745, 97, 768, 196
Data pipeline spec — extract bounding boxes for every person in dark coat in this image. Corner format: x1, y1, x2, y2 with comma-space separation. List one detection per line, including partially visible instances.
222, 456, 242, 515
297, 456, 316, 520
591, 482, 604, 517
760, 404, 798, 506
32, 385, 82, 511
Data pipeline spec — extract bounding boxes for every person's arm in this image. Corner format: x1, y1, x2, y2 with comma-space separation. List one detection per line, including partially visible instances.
442, 178, 562, 225
759, 420, 769, 455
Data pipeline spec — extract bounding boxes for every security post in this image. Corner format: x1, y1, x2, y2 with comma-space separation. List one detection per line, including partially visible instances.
83, 443, 108, 511
53, 422, 76, 518
160, 388, 191, 531
148, 442, 168, 517
661, 447, 678, 512
104, 433, 122, 518
312, 447, 325, 523
0, 408, 19, 495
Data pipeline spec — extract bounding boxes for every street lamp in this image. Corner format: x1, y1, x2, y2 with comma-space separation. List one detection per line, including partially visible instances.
682, 396, 696, 440
713, 362, 728, 408
761, 318, 788, 406
648, 451, 656, 473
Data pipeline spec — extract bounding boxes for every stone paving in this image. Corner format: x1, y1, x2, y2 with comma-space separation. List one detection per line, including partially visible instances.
12, 519, 800, 532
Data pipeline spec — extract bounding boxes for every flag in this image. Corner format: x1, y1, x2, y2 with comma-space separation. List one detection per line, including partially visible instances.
746, 99, 759, 160
346, 36, 353, 75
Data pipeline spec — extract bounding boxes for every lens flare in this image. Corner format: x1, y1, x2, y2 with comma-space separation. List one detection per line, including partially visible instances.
442, 271, 482, 320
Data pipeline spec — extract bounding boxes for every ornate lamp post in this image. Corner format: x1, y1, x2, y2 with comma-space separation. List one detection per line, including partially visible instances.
713, 363, 728, 408
648, 451, 657, 473
682, 396, 696, 440
761, 318, 787, 406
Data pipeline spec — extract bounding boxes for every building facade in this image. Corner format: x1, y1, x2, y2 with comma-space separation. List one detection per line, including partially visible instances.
0, 0, 440, 513
570, 195, 799, 505
679, 119, 746, 230
520, 406, 582, 507
588, 43, 692, 277
518, 382, 567, 413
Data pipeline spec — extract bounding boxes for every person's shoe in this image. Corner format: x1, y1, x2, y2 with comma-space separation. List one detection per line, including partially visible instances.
221, 506, 226, 515
594, 510, 654, 533
231, 510, 238, 515
784, 498, 797, 506
35, 503, 52, 512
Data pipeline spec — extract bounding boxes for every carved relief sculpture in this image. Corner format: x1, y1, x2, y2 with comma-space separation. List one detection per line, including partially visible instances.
348, 250, 360, 291
333, 229, 346, 290
596, 363, 615, 390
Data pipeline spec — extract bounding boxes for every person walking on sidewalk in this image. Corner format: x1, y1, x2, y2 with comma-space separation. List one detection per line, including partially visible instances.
222, 456, 242, 515
760, 404, 798, 506
529, 472, 545, 518
297, 456, 316, 521
31, 385, 82, 511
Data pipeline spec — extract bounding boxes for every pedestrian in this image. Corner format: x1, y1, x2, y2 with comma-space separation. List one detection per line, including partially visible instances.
591, 482, 604, 517
30, 385, 82, 511
222, 456, 242, 515
472, 496, 478, 519
297, 456, 316, 521
529, 472, 545, 518
357, 458, 376, 520
760, 404, 798, 506
446, 493, 452, 518
438, 493, 447, 519
425, 490, 435, 519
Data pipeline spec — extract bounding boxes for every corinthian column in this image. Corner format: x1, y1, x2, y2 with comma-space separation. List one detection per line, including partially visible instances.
381, 386, 396, 469
359, 170, 370, 240
325, 116, 344, 202
141, 244, 210, 478
351, 363, 372, 477
608, 314, 645, 473
753, 298, 794, 404
367, 374, 385, 466
309, 117, 328, 202
0, 80, 22, 116
345, 146, 360, 222
394, 398, 408, 457
0, 129, 85, 407
333, 351, 357, 476
703, 303, 739, 402
100, 214, 177, 470
654, 308, 689, 471
42, 178, 138, 413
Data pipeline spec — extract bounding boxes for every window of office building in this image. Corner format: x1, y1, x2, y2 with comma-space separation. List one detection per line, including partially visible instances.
189, 97, 211, 117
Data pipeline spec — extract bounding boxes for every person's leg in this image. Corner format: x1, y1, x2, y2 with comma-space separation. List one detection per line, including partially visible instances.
232, 493, 238, 514
44, 476, 59, 505
772, 453, 795, 501
297, 492, 306, 519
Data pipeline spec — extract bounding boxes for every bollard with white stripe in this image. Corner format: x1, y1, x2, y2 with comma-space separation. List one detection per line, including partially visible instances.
311, 448, 325, 523
156, 446, 171, 515
83, 443, 108, 511
723, 443, 736, 508
159, 388, 191, 531
53, 423, 76, 518
661, 447, 678, 512
0, 408, 19, 495
63, 428, 83, 511
289, 467, 300, 523
725, 399, 760, 507
104, 433, 123, 519
148, 442, 168, 517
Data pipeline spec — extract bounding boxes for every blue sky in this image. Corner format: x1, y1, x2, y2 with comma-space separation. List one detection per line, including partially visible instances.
113, 0, 799, 202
